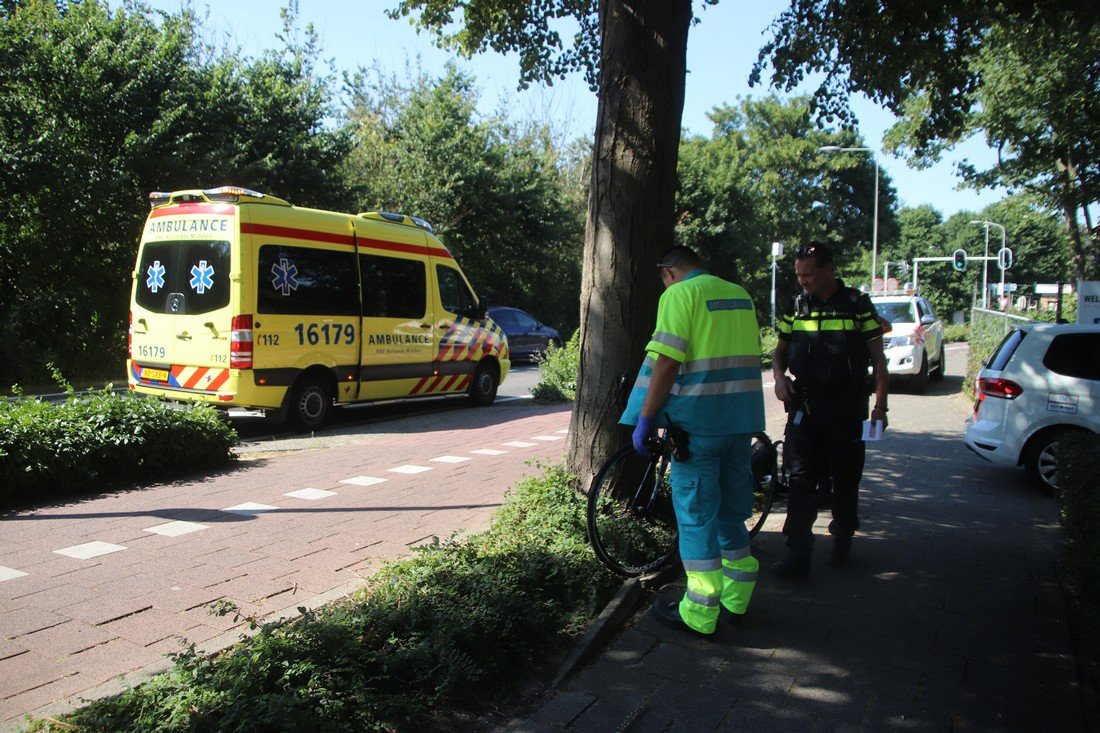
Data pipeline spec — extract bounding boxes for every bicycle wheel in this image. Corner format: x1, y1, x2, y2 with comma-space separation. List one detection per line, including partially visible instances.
746, 432, 779, 539
586, 446, 679, 577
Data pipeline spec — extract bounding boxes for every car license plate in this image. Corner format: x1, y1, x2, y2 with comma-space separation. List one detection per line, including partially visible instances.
142, 368, 170, 381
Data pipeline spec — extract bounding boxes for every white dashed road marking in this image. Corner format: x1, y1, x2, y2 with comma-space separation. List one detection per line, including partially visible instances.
502, 441, 537, 448
471, 449, 507, 456
144, 520, 208, 537
54, 541, 128, 559
430, 455, 471, 464
222, 502, 277, 515
387, 465, 433, 475
284, 488, 337, 500
0, 566, 28, 582
340, 476, 388, 487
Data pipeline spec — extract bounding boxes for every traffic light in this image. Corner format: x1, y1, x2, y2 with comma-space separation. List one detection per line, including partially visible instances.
953, 249, 968, 271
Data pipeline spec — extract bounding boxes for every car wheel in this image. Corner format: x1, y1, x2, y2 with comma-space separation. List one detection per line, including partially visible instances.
911, 353, 929, 393
930, 343, 946, 382
290, 378, 333, 431
1024, 428, 1078, 494
468, 361, 499, 406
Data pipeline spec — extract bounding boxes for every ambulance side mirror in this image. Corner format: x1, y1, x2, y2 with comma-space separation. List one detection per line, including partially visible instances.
471, 297, 488, 320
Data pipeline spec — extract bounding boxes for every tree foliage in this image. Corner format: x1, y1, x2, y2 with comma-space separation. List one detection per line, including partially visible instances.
675, 95, 899, 311
0, 0, 348, 386
388, 0, 601, 90
752, 1, 1099, 280
341, 64, 585, 335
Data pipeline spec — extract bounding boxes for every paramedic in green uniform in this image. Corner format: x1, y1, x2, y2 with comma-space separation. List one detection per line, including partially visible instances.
621, 246, 766, 636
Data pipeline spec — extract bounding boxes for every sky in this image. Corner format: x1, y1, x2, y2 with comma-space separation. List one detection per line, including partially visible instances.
133, 0, 1007, 217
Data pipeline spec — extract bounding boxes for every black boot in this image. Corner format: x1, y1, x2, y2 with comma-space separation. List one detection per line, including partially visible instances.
772, 552, 811, 579
826, 536, 852, 567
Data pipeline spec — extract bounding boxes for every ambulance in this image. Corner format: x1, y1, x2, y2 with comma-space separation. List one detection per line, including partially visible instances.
128, 187, 509, 429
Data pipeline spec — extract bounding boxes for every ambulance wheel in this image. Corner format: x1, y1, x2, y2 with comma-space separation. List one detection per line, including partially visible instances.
468, 362, 499, 406
290, 378, 333, 430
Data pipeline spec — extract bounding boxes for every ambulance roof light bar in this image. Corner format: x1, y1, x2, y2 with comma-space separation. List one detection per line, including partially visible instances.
148, 187, 268, 208
203, 186, 266, 202
363, 211, 435, 233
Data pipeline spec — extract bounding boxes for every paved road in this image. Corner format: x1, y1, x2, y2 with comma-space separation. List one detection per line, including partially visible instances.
500, 343, 1096, 731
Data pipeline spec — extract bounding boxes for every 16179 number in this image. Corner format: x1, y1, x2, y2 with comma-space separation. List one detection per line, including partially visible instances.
294, 323, 355, 346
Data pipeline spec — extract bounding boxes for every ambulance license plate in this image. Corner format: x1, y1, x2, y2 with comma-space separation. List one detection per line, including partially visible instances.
142, 368, 170, 381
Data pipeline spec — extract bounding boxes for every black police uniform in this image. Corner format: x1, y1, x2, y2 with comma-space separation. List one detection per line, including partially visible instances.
777, 281, 883, 557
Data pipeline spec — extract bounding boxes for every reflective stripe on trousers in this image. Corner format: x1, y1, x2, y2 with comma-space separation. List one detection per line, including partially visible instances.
678, 549, 759, 633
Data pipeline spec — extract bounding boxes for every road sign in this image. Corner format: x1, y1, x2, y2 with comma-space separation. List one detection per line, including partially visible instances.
872, 277, 885, 292
998, 247, 1013, 270
887, 277, 899, 291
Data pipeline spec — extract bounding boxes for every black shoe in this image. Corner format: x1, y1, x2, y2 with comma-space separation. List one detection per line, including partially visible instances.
718, 605, 747, 626
772, 553, 811, 579
649, 599, 713, 638
826, 537, 852, 568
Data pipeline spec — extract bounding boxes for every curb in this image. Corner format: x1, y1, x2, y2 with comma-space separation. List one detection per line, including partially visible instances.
550, 563, 684, 688
551, 578, 644, 688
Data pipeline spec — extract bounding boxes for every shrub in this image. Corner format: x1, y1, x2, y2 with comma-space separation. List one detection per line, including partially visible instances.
0, 389, 238, 509
1060, 432, 1100, 596
531, 330, 579, 402
942, 323, 969, 343
759, 327, 778, 370
26, 464, 622, 732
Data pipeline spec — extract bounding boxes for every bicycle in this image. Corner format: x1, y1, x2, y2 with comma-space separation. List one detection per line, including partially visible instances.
585, 428, 784, 578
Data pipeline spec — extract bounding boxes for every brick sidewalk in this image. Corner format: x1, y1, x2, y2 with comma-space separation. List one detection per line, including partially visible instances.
0, 402, 571, 729
501, 367, 1093, 731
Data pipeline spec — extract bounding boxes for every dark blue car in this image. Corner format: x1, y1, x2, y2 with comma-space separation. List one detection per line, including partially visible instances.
488, 307, 562, 362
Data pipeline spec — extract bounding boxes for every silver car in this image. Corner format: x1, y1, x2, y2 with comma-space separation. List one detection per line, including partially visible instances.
964, 322, 1100, 492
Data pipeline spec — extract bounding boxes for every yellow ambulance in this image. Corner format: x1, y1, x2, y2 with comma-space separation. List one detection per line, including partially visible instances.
128, 186, 510, 429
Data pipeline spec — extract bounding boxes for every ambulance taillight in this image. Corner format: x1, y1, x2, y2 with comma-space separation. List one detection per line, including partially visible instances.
230, 314, 253, 369
127, 312, 132, 359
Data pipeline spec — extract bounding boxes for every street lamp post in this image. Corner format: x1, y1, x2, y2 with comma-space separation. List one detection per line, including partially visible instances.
770, 241, 783, 330
820, 145, 879, 289
969, 220, 1006, 308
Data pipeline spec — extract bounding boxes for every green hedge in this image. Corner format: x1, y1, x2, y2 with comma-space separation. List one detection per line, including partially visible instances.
26, 464, 621, 732
0, 390, 238, 509
1060, 433, 1100, 595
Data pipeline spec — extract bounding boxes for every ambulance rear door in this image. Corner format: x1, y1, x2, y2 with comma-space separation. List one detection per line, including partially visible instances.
130, 204, 235, 393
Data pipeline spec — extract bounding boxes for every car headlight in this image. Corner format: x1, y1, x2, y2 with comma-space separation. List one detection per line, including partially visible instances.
888, 335, 915, 348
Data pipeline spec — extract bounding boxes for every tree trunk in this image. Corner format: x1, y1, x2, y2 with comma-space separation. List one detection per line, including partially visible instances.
565, 0, 691, 488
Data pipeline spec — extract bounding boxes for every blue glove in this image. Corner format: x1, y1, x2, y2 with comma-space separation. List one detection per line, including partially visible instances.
632, 416, 655, 458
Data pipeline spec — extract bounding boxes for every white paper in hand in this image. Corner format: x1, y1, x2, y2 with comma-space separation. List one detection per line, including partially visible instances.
862, 419, 885, 441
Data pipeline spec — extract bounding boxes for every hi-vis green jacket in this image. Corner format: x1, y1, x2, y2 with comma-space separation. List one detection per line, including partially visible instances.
620, 270, 766, 436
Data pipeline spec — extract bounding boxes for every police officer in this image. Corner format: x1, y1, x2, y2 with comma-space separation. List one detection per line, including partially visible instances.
622, 246, 766, 636
772, 243, 889, 577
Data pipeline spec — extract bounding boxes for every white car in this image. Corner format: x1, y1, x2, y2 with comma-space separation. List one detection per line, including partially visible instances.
871, 294, 946, 392
964, 322, 1100, 492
